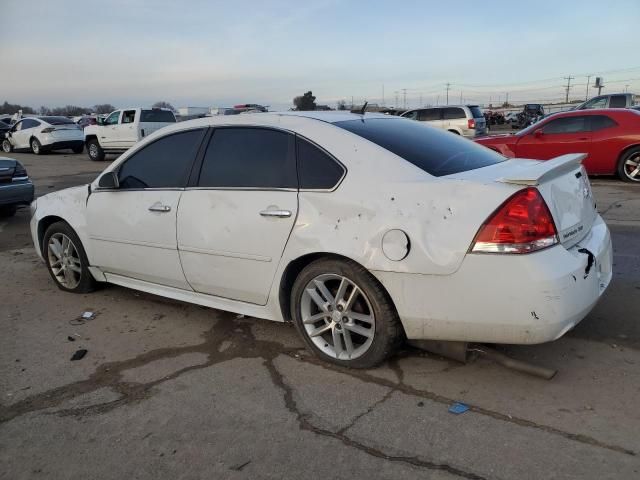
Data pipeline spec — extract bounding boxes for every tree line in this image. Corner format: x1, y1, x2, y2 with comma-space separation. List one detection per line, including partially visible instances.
0, 101, 176, 116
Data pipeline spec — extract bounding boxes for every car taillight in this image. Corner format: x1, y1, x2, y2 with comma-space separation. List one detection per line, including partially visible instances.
470, 187, 558, 254
468, 119, 476, 129
13, 163, 28, 178
41, 127, 55, 133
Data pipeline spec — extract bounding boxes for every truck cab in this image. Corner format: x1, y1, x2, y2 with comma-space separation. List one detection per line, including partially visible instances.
574, 93, 637, 110
84, 108, 176, 161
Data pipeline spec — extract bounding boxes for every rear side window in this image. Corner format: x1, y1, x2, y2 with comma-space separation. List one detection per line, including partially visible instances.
21, 119, 40, 129
118, 129, 205, 189
542, 116, 589, 134
198, 128, 296, 188
419, 109, 440, 121
140, 110, 176, 122
297, 137, 344, 190
443, 108, 465, 120
609, 95, 627, 108
468, 106, 483, 118
590, 115, 617, 131
334, 118, 504, 177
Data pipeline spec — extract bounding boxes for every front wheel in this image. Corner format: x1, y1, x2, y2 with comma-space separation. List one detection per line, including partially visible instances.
87, 139, 105, 161
617, 147, 640, 183
1, 139, 13, 153
43, 221, 96, 293
291, 258, 403, 368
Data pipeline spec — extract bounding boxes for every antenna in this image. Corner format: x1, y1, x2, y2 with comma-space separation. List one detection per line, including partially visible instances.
359, 102, 368, 115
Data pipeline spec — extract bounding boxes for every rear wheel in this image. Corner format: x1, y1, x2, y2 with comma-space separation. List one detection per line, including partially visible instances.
1, 139, 12, 153
31, 137, 43, 155
87, 139, 105, 161
43, 221, 96, 293
291, 258, 403, 368
617, 147, 640, 183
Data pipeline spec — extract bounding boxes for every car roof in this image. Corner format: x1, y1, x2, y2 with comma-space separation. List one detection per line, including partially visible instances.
544, 108, 635, 119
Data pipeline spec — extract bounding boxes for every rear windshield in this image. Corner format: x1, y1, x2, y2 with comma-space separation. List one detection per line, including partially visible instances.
468, 106, 483, 118
39, 116, 74, 125
334, 118, 504, 177
140, 110, 176, 122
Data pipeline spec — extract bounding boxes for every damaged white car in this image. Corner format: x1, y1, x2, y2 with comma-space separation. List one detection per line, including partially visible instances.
30, 112, 612, 368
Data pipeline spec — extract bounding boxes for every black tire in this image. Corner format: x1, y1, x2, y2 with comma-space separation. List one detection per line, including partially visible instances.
0, 205, 17, 217
31, 137, 44, 155
291, 258, 403, 369
43, 221, 96, 293
87, 139, 105, 161
72, 145, 84, 154
616, 146, 640, 183
1, 139, 13, 153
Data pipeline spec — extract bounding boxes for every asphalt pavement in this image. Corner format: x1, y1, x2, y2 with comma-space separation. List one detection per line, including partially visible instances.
1, 150, 639, 480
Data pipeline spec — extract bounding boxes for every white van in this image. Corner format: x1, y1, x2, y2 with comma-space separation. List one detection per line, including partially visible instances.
401, 105, 487, 138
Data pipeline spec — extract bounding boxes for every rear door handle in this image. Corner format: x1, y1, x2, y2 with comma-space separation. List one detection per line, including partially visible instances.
259, 209, 292, 218
149, 203, 171, 213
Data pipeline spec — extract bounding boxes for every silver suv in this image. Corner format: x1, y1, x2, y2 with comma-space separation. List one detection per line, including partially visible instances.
401, 105, 487, 138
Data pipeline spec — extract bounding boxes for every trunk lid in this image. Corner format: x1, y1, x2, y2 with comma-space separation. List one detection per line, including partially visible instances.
485, 153, 597, 248
0, 158, 16, 184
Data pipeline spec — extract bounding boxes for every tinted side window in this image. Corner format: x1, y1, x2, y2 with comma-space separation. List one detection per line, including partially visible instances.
419, 109, 440, 121
443, 107, 465, 120
21, 119, 38, 129
609, 95, 627, 108
542, 116, 588, 134
335, 118, 504, 177
297, 137, 344, 190
403, 110, 418, 120
141, 110, 176, 122
118, 129, 205, 189
590, 115, 618, 131
198, 128, 295, 188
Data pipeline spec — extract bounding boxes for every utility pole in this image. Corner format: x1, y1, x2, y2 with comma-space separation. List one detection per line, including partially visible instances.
382, 84, 385, 106
563, 75, 574, 103
505, 92, 509, 106
394, 91, 399, 108
445, 83, 451, 105
435, 95, 440, 106
459, 91, 463, 104
625, 84, 630, 93
585, 75, 591, 101
402, 88, 407, 110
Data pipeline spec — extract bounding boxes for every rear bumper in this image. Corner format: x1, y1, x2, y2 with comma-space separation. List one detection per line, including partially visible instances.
373, 215, 612, 344
41, 139, 84, 151
0, 181, 34, 207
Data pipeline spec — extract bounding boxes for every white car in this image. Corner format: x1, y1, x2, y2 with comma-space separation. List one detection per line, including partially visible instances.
30, 112, 612, 368
2, 116, 84, 155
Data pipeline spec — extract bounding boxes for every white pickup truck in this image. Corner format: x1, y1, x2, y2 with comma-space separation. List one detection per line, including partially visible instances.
84, 108, 176, 161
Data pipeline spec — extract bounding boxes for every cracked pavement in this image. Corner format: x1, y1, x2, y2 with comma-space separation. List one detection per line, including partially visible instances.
1, 152, 639, 479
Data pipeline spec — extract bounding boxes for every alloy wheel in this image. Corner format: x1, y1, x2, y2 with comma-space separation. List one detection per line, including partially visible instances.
89, 143, 98, 158
623, 152, 640, 182
31, 139, 40, 154
47, 233, 82, 289
300, 273, 375, 360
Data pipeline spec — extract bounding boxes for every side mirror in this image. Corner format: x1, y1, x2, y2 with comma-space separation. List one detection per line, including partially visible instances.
98, 171, 119, 189
97, 117, 105, 126
534, 129, 544, 138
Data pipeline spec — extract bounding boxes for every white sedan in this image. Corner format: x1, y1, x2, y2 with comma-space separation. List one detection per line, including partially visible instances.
2, 116, 84, 155
29, 112, 612, 368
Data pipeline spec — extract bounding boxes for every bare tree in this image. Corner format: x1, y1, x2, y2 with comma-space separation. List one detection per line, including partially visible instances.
293, 91, 316, 111
93, 104, 116, 114
152, 101, 176, 112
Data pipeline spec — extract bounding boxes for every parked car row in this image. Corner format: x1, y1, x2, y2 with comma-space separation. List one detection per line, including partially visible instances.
400, 104, 487, 138
1, 116, 84, 155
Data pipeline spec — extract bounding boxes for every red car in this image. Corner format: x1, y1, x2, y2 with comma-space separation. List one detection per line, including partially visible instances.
475, 109, 640, 182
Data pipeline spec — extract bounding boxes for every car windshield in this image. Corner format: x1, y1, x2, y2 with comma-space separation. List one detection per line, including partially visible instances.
140, 110, 176, 122
334, 118, 505, 177
38, 116, 75, 125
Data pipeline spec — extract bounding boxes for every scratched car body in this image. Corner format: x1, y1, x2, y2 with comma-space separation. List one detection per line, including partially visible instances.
30, 112, 613, 368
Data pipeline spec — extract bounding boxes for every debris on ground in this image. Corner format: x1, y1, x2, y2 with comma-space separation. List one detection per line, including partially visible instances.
67, 336, 76, 342
448, 402, 470, 415
70, 349, 88, 361
82, 311, 95, 320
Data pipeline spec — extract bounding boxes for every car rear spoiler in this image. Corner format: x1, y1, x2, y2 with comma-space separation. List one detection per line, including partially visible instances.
497, 153, 587, 186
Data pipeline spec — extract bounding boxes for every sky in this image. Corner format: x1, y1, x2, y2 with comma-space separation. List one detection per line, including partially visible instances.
2, 0, 639, 111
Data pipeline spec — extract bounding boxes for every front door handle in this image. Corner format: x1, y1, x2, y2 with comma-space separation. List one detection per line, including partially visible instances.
149, 203, 171, 213
259, 209, 292, 218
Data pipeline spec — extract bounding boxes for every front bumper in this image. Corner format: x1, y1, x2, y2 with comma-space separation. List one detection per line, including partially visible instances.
373, 215, 612, 344
0, 181, 34, 207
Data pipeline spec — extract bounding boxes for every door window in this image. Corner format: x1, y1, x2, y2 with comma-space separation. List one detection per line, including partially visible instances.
609, 95, 627, 108
198, 128, 296, 188
403, 110, 418, 120
20, 119, 40, 129
104, 111, 120, 125
590, 115, 617, 131
122, 110, 136, 124
541, 116, 589, 134
117, 129, 206, 189
443, 108, 466, 120
582, 97, 607, 109
297, 137, 345, 190
419, 109, 440, 121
